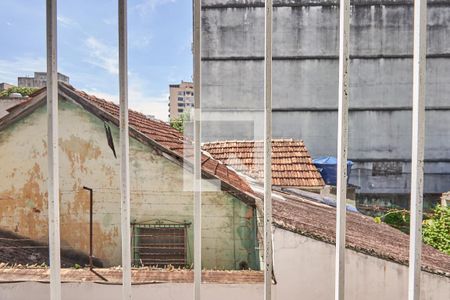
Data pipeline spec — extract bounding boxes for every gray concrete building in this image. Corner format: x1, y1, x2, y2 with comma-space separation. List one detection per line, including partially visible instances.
200, 0, 450, 208
18, 72, 69, 88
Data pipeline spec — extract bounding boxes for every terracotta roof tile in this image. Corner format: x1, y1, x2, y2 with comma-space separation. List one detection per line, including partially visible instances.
202, 140, 325, 188
270, 193, 450, 277
60, 84, 254, 196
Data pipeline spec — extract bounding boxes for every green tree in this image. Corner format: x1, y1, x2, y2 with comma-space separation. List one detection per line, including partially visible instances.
375, 205, 450, 255
170, 111, 191, 133
0, 86, 38, 97
423, 205, 450, 255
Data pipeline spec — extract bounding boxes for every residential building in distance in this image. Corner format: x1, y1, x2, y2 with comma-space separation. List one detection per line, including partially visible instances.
17, 71, 69, 88
168, 81, 193, 120
0, 82, 14, 91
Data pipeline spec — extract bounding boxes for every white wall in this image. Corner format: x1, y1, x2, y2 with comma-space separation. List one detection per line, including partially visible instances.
273, 227, 450, 300
0, 282, 263, 300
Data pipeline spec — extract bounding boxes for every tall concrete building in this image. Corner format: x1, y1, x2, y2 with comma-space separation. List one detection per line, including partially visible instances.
168, 81, 194, 119
18, 72, 69, 88
201, 0, 450, 207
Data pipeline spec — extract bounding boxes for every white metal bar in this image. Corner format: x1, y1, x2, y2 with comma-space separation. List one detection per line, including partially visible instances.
335, 0, 350, 299
118, 0, 132, 299
46, 0, 61, 299
408, 0, 427, 299
264, 0, 273, 299
193, 0, 202, 299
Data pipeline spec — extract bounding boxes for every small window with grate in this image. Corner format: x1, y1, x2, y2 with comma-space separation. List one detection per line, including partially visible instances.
132, 223, 189, 267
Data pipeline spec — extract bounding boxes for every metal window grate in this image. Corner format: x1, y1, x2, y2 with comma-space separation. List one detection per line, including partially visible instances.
132, 224, 188, 267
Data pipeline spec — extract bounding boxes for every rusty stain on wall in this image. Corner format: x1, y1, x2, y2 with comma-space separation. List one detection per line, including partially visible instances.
0, 98, 257, 269
60, 135, 101, 176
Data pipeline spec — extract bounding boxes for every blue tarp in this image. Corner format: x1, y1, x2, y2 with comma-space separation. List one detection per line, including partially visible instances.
281, 187, 359, 213
313, 156, 353, 186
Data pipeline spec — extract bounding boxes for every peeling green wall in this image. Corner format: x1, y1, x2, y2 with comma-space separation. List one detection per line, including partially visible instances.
0, 97, 256, 269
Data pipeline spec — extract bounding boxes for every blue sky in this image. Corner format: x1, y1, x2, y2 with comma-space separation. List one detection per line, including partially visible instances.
0, 0, 192, 121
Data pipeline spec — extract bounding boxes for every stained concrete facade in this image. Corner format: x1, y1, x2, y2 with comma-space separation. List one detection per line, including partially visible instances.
0, 96, 257, 269
200, 0, 450, 207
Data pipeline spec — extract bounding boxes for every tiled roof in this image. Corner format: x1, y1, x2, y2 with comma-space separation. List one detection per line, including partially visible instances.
0, 268, 263, 284
0, 84, 254, 201
0, 229, 102, 267
60, 84, 254, 197
269, 190, 450, 277
202, 140, 324, 188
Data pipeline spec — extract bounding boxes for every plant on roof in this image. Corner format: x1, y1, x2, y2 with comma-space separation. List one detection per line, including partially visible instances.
170, 110, 191, 133
377, 209, 410, 233
422, 205, 450, 255
0, 86, 38, 97
375, 205, 450, 255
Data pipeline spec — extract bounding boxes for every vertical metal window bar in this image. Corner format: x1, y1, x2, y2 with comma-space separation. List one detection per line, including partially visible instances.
335, 0, 350, 299
264, 1, 273, 300
118, 0, 132, 299
46, 0, 61, 299
408, 0, 427, 299
193, 0, 202, 299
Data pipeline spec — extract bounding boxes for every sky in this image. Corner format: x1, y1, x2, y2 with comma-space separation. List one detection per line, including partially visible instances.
0, 0, 193, 121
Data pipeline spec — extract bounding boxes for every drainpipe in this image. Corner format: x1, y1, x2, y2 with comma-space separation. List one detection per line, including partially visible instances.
83, 186, 93, 269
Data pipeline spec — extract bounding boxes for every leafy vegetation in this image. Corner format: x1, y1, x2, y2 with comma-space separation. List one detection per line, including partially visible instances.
0, 86, 38, 97
423, 205, 450, 255
374, 209, 410, 233
170, 111, 191, 133
374, 205, 450, 254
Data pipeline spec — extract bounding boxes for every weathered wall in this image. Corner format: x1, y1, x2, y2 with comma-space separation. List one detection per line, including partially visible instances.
0, 97, 257, 269
200, 0, 450, 199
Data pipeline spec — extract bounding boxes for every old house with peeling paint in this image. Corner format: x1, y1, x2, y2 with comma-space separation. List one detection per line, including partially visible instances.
1, 83, 450, 300
0, 83, 259, 269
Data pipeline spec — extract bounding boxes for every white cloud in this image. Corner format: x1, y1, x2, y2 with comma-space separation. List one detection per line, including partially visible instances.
134, 0, 176, 15
129, 90, 169, 122
102, 18, 117, 26
0, 56, 46, 84
83, 79, 169, 122
57, 15, 77, 28
130, 35, 152, 50
84, 37, 118, 75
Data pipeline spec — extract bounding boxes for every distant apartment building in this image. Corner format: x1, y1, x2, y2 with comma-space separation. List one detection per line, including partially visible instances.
18, 72, 69, 88
0, 83, 14, 91
168, 81, 194, 119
